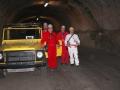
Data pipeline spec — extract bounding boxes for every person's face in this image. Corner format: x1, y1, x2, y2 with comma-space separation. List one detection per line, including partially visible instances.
48, 27, 53, 33
69, 27, 74, 34
61, 26, 65, 32
43, 23, 48, 29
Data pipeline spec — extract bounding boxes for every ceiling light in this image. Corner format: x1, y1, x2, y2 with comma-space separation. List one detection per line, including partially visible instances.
36, 17, 39, 21
44, 2, 48, 7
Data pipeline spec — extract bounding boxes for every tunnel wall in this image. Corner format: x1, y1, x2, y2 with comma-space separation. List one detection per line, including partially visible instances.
70, 0, 120, 55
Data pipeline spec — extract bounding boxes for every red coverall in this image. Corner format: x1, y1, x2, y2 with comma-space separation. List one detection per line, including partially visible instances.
41, 28, 48, 42
57, 32, 69, 64
41, 32, 58, 69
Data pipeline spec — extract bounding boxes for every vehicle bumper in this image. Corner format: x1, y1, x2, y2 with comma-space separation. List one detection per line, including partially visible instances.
0, 62, 46, 69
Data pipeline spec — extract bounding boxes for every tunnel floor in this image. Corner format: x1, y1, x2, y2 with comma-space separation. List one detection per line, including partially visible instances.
0, 48, 120, 90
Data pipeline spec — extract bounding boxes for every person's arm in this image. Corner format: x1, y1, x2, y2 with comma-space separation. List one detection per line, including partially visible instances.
41, 32, 47, 48
76, 35, 80, 46
65, 35, 68, 46
56, 32, 61, 45
54, 33, 60, 47
41, 33, 46, 44
41, 38, 46, 48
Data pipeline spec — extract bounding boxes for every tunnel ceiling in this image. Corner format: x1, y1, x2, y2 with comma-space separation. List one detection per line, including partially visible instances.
12, 5, 71, 26
0, 0, 120, 31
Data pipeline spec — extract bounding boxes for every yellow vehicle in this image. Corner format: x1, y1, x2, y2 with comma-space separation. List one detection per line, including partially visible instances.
0, 23, 62, 77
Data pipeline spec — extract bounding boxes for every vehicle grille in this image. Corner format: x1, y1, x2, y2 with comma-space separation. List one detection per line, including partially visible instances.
5, 51, 36, 64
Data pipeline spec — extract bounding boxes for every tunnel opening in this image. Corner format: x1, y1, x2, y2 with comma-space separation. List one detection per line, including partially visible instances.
12, 4, 71, 32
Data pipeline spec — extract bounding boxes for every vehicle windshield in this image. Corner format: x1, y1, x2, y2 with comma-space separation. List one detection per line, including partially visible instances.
4, 28, 41, 40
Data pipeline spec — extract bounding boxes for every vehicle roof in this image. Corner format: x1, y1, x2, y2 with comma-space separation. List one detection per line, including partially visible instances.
3, 23, 42, 28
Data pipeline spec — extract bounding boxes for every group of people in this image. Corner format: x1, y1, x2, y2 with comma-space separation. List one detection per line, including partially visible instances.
41, 23, 80, 70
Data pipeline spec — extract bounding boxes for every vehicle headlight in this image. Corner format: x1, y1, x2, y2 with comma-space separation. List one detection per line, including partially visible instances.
0, 53, 3, 60
37, 52, 43, 58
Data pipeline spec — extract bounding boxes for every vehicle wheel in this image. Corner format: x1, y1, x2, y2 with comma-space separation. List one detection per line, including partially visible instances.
0, 69, 7, 78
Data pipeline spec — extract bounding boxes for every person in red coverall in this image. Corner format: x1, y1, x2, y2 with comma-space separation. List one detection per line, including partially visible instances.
57, 25, 69, 64
41, 23, 48, 41
43, 22, 48, 31
41, 24, 59, 70
41, 23, 49, 48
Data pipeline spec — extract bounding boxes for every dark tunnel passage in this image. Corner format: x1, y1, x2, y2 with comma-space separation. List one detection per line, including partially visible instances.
12, 5, 72, 32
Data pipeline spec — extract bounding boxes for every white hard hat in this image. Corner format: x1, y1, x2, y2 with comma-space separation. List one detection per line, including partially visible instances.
48, 24, 53, 28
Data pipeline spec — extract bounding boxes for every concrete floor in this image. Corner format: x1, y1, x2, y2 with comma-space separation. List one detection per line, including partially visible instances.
0, 48, 120, 90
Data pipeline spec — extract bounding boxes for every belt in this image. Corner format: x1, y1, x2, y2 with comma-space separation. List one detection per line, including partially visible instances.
70, 44, 77, 46
68, 44, 77, 48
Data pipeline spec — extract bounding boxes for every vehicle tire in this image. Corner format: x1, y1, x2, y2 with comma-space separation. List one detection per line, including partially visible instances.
0, 69, 7, 78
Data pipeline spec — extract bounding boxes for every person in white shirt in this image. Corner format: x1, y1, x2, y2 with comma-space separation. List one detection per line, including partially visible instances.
65, 27, 80, 66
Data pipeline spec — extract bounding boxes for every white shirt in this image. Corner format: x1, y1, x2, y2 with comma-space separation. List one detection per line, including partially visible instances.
65, 34, 80, 46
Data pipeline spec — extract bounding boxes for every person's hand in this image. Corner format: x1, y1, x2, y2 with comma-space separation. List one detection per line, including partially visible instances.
67, 44, 70, 47
41, 44, 45, 48
57, 44, 60, 48
76, 42, 80, 46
